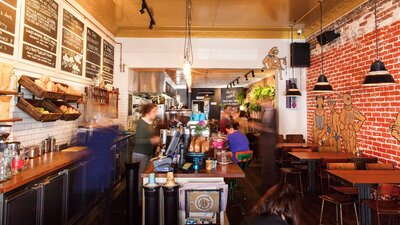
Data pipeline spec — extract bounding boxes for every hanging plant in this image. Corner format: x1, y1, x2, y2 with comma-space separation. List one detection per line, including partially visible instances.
247, 85, 275, 112
236, 89, 246, 106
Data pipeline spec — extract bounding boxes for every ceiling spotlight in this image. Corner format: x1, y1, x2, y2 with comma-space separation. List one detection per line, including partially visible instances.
227, 85, 229, 89
251, 70, 255, 77
245, 75, 248, 81
149, 20, 155, 30
230, 83, 233, 88
236, 78, 239, 85
261, 69, 264, 72
232, 82, 235, 87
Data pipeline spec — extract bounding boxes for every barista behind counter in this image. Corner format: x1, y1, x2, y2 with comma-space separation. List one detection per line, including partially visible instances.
133, 104, 160, 201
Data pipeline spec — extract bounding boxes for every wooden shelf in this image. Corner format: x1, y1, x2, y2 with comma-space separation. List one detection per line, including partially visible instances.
0, 90, 18, 95
0, 118, 23, 122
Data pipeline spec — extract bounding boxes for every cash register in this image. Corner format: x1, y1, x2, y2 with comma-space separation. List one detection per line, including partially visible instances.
153, 131, 183, 172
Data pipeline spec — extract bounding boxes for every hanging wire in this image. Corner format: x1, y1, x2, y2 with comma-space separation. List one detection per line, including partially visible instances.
184, 0, 193, 65
374, 0, 379, 60
290, 23, 295, 81
320, 1, 324, 74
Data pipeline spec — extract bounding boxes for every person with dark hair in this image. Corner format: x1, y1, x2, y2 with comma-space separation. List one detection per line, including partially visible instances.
240, 183, 300, 225
219, 105, 232, 134
133, 103, 160, 203
233, 110, 249, 134
226, 122, 250, 163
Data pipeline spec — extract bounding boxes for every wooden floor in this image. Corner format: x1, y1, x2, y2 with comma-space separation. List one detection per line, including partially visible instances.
97, 162, 398, 225
226, 163, 397, 225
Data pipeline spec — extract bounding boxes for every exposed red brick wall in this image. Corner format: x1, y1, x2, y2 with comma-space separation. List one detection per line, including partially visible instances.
307, 0, 400, 167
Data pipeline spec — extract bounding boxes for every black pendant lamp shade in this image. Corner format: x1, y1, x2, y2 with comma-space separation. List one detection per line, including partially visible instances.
287, 82, 302, 96
362, 0, 396, 86
312, 1, 334, 93
312, 74, 334, 92
362, 60, 396, 86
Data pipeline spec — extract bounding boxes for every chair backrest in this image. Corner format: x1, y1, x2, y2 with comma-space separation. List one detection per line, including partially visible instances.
319, 146, 337, 153
366, 163, 395, 170
327, 163, 356, 170
235, 150, 253, 169
278, 134, 285, 143
291, 148, 312, 152
285, 134, 305, 143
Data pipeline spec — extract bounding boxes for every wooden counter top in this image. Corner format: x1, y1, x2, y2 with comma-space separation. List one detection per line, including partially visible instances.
0, 146, 89, 193
142, 162, 245, 179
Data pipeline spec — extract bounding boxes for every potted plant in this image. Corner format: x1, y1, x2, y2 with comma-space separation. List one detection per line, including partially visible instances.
248, 85, 275, 119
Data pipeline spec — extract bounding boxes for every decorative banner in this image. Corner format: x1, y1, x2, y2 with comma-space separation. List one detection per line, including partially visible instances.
24, 0, 58, 39
62, 28, 83, 54
86, 27, 101, 66
0, 1, 16, 34
23, 26, 57, 54
61, 47, 82, 75
22, 44, 56, 68
85, 62, 100, 79
62, 9, 84, 37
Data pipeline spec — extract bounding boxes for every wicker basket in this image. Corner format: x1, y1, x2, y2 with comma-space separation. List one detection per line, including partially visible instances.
18, 75, 64, 99
17, 98, 63, 122
48, 100, 81, 121
56, 83, 82, 101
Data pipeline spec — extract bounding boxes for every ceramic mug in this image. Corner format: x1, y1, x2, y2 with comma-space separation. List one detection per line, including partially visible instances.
0, 96, 12, 119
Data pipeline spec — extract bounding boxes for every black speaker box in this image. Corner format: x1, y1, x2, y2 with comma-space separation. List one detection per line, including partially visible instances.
316, 30, 340, 46
290, 42, 310, 67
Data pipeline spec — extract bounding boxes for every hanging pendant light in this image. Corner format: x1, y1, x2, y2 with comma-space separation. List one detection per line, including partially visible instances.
362, 0, 395, 86
313, 1, 334, 93
287, 23, 301, 96
183, 0, 193, 87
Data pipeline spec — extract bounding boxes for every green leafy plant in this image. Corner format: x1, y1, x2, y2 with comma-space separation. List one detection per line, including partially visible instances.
236, 89, 246, 106
247, 85, 275, 112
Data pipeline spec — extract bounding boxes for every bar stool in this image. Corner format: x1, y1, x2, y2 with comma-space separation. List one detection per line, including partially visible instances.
319, 193, 359, 225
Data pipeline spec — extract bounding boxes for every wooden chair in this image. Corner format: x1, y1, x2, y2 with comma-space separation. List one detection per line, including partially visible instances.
366, 163, 395, 170
279, 148, 311, 197
326, 163, 358, 196
319, 193, 359, 225
318, 159, 349, 194
319, 145, 338, 153
364, 184, 400, 225
278, 134, 285, 143
285, 134, 305, 143
291, 148, 312, 170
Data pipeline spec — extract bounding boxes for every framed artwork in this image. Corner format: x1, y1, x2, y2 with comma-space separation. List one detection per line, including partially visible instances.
286, 78, 297, 109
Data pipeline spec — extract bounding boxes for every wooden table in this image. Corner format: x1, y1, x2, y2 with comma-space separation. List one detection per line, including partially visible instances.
142, 163, 245, 179
327, 170, 400, 225
276, 142, 319, 151
289, 152, 356, 193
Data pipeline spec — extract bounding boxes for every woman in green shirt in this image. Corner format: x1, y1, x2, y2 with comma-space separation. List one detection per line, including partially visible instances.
133, 103, 160, 203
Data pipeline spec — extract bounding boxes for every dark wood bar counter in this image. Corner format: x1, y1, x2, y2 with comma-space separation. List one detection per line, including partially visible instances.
142, 162, 245, 178
0, 146, 88, 193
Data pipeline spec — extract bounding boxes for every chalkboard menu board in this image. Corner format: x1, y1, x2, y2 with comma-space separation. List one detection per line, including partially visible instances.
0, 1, 16, 56
102, 40, 114, 84
86, 28, 101, 66
62, 9, 84, 37
221, 88, 242, 106
24, 0, 58, 39
61, 9, 84, 75
85, 62, 100, 79
22, 0, 58, 68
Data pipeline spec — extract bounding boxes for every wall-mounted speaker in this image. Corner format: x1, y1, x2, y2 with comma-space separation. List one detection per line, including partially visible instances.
290, 42, 310, 67
316, 30, 340, 46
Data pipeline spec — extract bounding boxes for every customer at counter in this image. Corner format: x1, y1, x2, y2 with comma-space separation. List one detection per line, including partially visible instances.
219, 105, 233, 134
132, 103, 160, 203
233, 110, 249, 134
226, 122, 250, 163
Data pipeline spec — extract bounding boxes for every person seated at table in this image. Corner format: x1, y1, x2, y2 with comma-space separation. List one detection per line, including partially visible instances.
226, 122, 250, 163
240, 183, 300, 225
